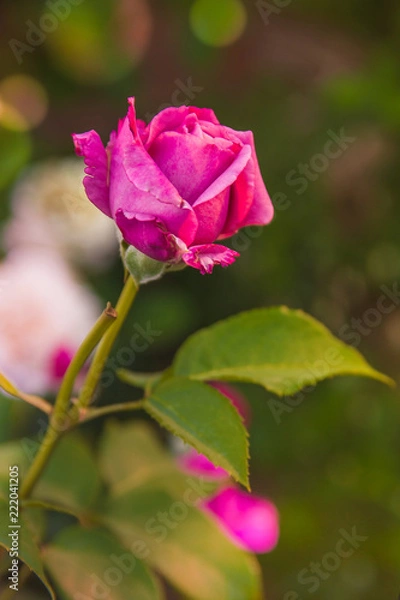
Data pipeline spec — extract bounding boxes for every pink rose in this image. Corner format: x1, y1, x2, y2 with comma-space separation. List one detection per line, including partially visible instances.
73, 98, 273, 274
203, 486, 280, 554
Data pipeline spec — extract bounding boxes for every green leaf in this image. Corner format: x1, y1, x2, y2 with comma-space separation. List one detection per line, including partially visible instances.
0, 372, 19, 397
0, 126, 31, 191
172, 307, 394, 396
144, 378, 249, 488
102, 486, 262, 600
0, 394, 13, 443
33, 434, 101, 515
99, 421, 219, 501
43, 526, 163, 600
99, 421, 179, 493
98, 422, 263, 600
0, 434, 101, 518
0, 497, 55, 599
22, 499, 88, 521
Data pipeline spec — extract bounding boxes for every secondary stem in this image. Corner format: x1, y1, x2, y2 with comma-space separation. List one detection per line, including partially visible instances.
20, 302, 119, 499
16, 392, 52, 415
81, 399, 145, 424
74, 275, 138, 415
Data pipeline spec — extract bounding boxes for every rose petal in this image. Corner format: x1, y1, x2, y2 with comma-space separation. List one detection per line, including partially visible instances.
192, 189, 231, 245
72, 130, 111, 217
145, 105, 220, 147
203, 487, 280, 554
115, 210, 182, 261
149, 129, 236, 206
182, 244, 239, 274
218, 154, 256, 238
192, 144, 252, 242
110, 111, 198, 250
197, 124, 274, 231
223, 129, 274, 228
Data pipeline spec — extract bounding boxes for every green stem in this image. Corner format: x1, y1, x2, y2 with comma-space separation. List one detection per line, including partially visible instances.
20, 303, 118, 499
81, 399, 145, 424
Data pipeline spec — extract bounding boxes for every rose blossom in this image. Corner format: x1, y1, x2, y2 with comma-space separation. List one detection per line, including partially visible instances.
0, 249, 100, 395
73, 98, 273, 274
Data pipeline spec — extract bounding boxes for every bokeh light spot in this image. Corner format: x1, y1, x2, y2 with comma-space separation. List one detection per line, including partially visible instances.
0, 75, 48, 132
46, 0, 152, 84
190, 0, 247, 47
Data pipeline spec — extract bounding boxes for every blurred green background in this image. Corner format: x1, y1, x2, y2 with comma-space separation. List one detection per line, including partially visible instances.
1, 0, 400, 597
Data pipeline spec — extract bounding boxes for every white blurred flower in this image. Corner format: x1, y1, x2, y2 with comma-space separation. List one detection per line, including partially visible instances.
0, 249, 101, 395
3, 158, 118, 270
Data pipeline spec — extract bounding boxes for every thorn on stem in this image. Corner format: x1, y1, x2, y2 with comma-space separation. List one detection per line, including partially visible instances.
105, 302, 117, 319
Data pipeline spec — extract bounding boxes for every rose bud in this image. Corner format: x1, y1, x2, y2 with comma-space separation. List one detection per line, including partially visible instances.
73, 98, 273, 274
203, 486, 280, 554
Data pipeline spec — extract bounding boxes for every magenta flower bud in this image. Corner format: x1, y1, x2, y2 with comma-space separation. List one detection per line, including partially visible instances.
50, 345, 74, 381
203, 487, 280, 554
178, 450, 229, 480
73, 98, 273, 274
208, 380, 251, 426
